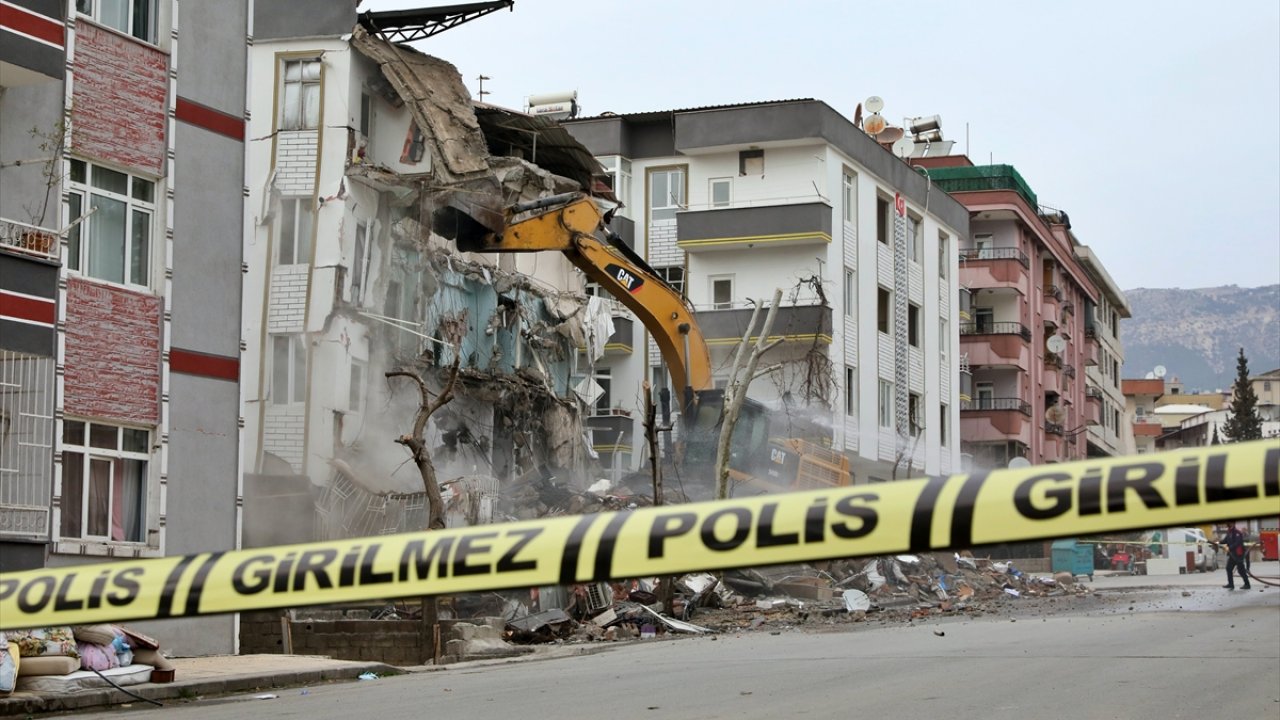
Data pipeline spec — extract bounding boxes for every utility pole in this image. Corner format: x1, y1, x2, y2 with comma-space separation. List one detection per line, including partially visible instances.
476, 74, 491, 101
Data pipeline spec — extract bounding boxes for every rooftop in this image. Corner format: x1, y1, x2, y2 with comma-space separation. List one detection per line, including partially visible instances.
927, 164, 1039, 209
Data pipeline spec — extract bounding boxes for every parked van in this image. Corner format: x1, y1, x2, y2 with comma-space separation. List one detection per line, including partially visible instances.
1139, 528, 1219, 572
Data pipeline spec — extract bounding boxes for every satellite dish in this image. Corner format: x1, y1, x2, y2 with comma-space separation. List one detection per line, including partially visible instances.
1046, 406, 1066, 424
1154, 365, 1167, 378
875, 126, 905, 144
864, 96, 884, 113
1046, 335, 1066, 354
1008, 457, 1032, 470
891, 137, 914, 158
1145, 372, 1156, 379
863, 114, 887, 135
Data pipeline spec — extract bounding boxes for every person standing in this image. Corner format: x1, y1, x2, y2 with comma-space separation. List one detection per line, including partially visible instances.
1221, 523, 1251, 590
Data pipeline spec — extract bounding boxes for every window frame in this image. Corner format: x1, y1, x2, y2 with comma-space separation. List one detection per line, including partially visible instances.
738, 149, 764, 176
271, 333, 308, 405
908, 215, 923, 263
878, 380, 893, 428
938, 232, 949, 278
842, 170, 857, 224
876, 196, 890, 244
908, 392, 922, 436
278, 196, 315, 266
349, 360, 366, 413
281, 58, 322, 131
75, 0, 157, 44
845, 365, 857, 416
877, 286, 891, 335
940, 404, 949, 446
709, 177, 732, 208
908, 303, 921, 347
66, 158, 156, 290
653, 266, 686, 297
843, 267, 855, 317
648, 166, 686, 223
598, 156, 633, 217
709, 275, 734, 310
59, 420, 151, 544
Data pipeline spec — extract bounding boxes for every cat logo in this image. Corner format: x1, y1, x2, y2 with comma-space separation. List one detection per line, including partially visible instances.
770, 448, 787, 465
605, 263, 644, 294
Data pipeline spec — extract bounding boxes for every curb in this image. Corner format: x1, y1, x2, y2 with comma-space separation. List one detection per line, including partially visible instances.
0, 661, 398, 717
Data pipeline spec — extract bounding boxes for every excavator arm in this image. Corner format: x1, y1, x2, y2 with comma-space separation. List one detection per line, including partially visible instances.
449, 192, 712, 397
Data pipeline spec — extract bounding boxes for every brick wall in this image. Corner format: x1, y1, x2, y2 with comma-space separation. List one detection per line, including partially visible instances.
263, 406, 305, 471
276, 131, 317, 194
64, 278, 161, 425
71, 23, 167, 176
268, 266, 308, 332
646, 220, 680, 364
239, 611, 426, 666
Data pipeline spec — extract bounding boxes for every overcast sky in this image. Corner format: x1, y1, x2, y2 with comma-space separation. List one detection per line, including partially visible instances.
368, 0, 1280, 291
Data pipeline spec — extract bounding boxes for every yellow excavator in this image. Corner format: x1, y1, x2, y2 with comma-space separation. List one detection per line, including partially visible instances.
438, 191, 850, 495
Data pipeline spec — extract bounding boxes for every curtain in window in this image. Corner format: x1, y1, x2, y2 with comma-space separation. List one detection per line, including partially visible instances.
130, 209, 150, 285
112, 458, 145, 542
60, 451, 84, 538
87, 458, 112, 537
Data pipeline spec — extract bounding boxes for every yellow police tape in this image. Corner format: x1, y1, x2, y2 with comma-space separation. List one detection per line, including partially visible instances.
2, 441, 1277, 630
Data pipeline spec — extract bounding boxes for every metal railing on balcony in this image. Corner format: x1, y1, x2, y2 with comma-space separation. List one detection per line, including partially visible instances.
959, 321, 1031, 341
958, 247, 1030, 268
1086, 386, 1104, 400
1062, 300, 1075, 316
0, 218, 58, 261
961, 397, 1032, 415
1062, 364, 1076, 378
1043, 284, 1063, 301
1084, 325, 1097, 339
1044, 351, 1062, 368
1045, 422, 1064, 436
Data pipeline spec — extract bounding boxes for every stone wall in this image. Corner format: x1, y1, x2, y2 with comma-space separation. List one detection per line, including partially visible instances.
239, 610, 427, 666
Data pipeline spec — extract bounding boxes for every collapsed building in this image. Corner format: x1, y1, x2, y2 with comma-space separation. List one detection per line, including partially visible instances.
242, 5, 616, 545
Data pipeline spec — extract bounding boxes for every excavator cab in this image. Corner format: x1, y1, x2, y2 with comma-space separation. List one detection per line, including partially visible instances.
681, 388, 772, 481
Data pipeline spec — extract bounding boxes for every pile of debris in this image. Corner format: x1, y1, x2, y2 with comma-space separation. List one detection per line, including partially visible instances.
497, 552, 1093, 645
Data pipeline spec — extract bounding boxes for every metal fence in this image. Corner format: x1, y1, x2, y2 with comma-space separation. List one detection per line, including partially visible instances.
0, 351, 55, 539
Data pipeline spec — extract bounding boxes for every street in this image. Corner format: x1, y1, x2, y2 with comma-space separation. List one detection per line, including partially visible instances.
75, 571, 1279, 720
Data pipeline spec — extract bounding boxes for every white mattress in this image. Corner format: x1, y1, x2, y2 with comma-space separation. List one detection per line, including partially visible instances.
16, 663, 154, 694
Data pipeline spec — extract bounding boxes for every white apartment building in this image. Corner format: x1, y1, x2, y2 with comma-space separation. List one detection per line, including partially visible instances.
565, 100, 968, 481
1076, 244, 1135, 456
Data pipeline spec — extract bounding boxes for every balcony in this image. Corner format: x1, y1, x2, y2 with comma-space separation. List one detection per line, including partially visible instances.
1086, 385, 1104, 401
586, 412, 633, 455
1084, 336, 1099, 366
962, 397, 1032, 415
677, 201, 832, 252
0, 218, 58, 261
962, 329, 1031, 371
1062, 364, 1076, 379
579, 316, 634, 355
1045, 421, 1064, 436
960, 321, 1031, 341
959, 248, 1030, 295
0, 2, 65, 85
695, 302, 832, 346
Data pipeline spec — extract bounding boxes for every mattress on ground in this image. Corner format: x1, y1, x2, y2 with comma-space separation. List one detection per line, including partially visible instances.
16, 664, 153, 694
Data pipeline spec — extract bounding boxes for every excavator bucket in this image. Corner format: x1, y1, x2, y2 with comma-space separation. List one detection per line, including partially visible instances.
433, 195, 504, 252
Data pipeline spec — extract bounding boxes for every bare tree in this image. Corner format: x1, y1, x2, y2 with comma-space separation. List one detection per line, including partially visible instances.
714, 289, 784, 500
385, 344, 463, 530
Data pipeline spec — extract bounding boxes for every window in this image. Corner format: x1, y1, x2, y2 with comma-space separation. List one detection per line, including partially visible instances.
1112, 359, 1120, 387
653, 266, 685, 296
908, 393, 921, 435
349, 361, 365, 413
709, 178, 732, 208
282, 59, 321, 131
359, 92, 373, 139
278, 197, 315, 266
876, 196, 890, 244
351, 221, 367, 303
908, 216, 922, 263
940, 404, 949, 446
1113, 408, 1121, 430
845, 366, 857, 416
939, 318, 949, 364
60, 421, 149, 543
877, 287, 891, 334
908, 304, 920, 347
271, 334, 307, 405
842, 171, 857, 224
1265, 381, 1273, 392
976, 382, 995, 408
843, 267, 855, 317
710, 276, 734, 309
1136, 405, 1147, 419
599, 156, 633, 215
76, 0, 155, 43
66, 159, 154, 287
878, 380, 893, 427
974, 233, 993, 257
649, 167, 685, 222
938, 232, 949, 278
974, 306, 994, 332
739, 149, 764, 175
594, 367, 613, 412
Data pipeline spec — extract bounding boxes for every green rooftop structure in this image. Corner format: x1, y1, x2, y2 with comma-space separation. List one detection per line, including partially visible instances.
927, 164, 1038, 210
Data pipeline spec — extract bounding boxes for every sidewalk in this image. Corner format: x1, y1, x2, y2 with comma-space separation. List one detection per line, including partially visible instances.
0, 654, 397, 716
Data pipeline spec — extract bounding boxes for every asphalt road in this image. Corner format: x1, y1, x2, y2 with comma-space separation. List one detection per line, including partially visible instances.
81, 578, 1279, 720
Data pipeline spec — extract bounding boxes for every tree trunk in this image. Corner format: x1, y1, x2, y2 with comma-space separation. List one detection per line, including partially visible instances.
714, 289, 783, 500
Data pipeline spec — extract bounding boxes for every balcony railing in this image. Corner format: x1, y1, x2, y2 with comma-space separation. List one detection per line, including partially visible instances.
1086, 386, 1104, 400
959, 247, 1030, 268
1084, 325, 1097, 339
960, 321, 1031, 341
962, 397, 1033, 415
1045, 422, 1064, 436
1062, 364, 1076, 378
0, 218, 58, 261
1043, 284, 1063, 300
1062, 300, 1075, 316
